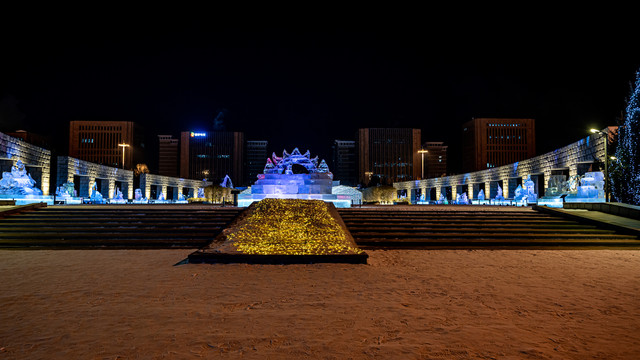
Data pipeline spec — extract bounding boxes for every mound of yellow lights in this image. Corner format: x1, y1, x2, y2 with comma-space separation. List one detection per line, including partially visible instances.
208, 198, 365, 256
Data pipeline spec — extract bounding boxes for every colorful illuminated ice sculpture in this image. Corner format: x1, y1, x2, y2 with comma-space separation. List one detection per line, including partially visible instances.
0, 160, 42, 196
456, 192, 469, 204
495, 184, 505, 201
110, 188, 126, 204
238, 148, 351, 207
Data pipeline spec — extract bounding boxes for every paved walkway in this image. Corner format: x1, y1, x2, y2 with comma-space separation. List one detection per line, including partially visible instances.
534, 206, 640, 238
561, 209, 640, 231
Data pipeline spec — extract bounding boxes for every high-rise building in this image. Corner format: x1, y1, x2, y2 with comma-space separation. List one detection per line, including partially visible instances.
462, 118, 536, 173
157, 135, 179, 177
331, 140, 357, 186
179, 130, 244, 185
68, 120, 143, 169
422, 141, 448, 179
358, 128, 421, 185
246, 140, 268, 185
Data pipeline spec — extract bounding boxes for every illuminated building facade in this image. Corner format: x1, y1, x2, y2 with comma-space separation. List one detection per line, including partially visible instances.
157, 135, 179, 177
358, 128, 421, 185
68, 120, 143, 169
246, 140, 268, 185
332, 140, 357, 186
180, 131, 244, 185
462, 117, 535, 173
423, 141, 448, 179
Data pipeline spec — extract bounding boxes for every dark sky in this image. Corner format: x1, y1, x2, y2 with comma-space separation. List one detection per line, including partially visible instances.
2, 15, 638, 173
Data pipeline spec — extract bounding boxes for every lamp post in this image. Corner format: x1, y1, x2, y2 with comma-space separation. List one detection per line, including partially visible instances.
590, 128, 609, 202
418, 149, 428, 179
118, 143, 129, 170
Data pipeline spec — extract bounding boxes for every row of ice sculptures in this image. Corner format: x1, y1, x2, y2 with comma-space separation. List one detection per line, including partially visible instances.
55, 181, 194, 204
430, 176, 538, 204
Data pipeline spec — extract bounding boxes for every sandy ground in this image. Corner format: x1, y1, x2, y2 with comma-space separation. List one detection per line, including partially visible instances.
1, 249, 639, 360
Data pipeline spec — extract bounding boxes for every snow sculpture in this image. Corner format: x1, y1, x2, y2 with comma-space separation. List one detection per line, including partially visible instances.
0, 160, 43, 195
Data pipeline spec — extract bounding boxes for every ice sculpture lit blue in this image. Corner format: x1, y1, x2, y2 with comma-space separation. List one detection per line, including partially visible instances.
238, 148, 351, 207
90, 182, 106, 204
456, 192, 469, 204
109, 188, 127, 204
538, 171, 605, 207
0, 160, 42, 196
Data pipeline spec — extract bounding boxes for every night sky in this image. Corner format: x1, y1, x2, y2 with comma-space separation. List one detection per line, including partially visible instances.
2, 15, 638, 174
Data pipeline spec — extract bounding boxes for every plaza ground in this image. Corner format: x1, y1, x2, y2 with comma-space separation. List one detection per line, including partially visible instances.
1, 248, 639, 359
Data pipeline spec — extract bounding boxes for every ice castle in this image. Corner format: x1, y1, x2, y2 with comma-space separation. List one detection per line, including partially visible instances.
237, 148, 351, 207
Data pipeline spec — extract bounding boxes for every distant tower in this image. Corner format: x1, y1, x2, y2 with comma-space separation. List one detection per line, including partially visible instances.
157, 135, 179, 177
331, 140, 357, 186
357, 128, 421, 185
422, 141, 448, 179
246, 140, 268, 185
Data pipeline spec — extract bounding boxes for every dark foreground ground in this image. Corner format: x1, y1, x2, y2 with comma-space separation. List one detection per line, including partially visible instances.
0, 248, 638, 359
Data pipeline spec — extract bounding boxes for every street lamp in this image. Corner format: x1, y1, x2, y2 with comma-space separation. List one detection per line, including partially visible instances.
418, 149, 428, 179
590, 128, 609, 202
118, 143, 129, 169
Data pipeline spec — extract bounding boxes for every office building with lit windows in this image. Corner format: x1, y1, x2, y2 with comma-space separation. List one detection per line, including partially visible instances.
422, 141, 448, 179
68, 120, 143, 169
358, 128, 421, 185
179, 130, 244, 185
462, 118, 535, 173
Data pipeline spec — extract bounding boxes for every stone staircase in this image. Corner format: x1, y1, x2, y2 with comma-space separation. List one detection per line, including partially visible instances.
0, 205, 243, 249
338, 206, 640, 249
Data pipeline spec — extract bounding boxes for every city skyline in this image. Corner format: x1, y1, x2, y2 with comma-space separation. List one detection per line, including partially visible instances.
2, 17, 639, 174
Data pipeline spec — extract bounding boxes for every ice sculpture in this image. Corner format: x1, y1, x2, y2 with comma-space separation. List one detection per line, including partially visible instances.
514, 185, 525, 201
220, 175, 233, 188
495, 184, 505, 201
576, 172, 604, 199
477, 189, 485, 201
238, 148, 351, 208
56, 182, 75, 198
457, 192, 469, 204
157, 192, 165, 201
545, 175, 566, 196
197, 188, 205, 198
0, 160, 43, 195
90, 182, 105, 204
132, 188, 148, 203
110, 188, 126, 203
524, 176, 537, 202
